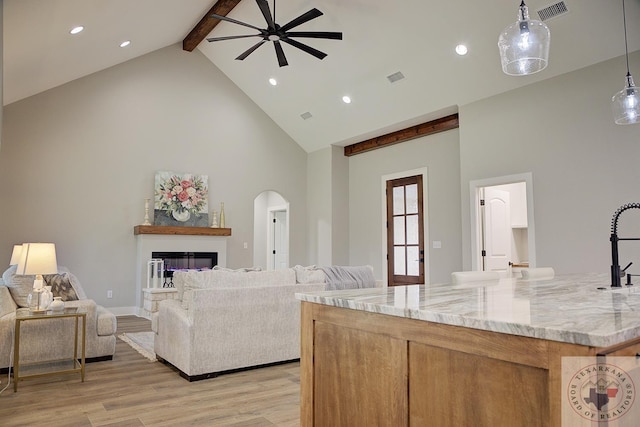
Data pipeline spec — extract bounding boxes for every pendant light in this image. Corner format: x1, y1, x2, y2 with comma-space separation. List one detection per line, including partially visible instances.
612, 0, 640, 125
498, 1, 550, 76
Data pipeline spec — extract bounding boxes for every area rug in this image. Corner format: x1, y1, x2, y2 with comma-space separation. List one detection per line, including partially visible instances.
118, 332, 156, 362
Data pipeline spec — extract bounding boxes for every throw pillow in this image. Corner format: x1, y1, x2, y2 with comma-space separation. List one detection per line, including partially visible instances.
2, 264, 35, 308
294, 265, 325, 284
67, 272, 87, 299
43, 273, 79, 301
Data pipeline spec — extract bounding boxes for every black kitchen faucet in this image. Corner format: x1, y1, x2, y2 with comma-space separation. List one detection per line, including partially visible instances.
610, 203, 640, 287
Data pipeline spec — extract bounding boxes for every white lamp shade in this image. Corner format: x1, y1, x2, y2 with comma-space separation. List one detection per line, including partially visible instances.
498, 3, 550, 76
10, 244, 23, 265
15, 243, 58, 276
612, 75, 640, 125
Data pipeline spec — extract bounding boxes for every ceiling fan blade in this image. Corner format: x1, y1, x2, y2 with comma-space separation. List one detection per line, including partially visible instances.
256, 0, 276, 30
273, 40, 289, 67
281, 38, 327, 60
211, 13, 264, 32
236, 40, 268, 61
207, 34, 262, 42
279, 8, 323, 32
285, 31, 342, 40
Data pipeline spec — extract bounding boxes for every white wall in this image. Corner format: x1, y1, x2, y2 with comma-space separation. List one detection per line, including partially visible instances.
307, 148, 332, 266
460, 51, 640, 275
331, 146, 350, 265
0, 44, 309, 309
348, 129, 462, 284
0, 0, 3, 150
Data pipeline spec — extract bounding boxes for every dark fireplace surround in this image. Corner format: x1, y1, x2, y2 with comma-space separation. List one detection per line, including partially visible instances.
151, 251, 218, 287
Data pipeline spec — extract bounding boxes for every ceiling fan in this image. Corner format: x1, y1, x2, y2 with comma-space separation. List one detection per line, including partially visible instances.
206, 0, 342, 67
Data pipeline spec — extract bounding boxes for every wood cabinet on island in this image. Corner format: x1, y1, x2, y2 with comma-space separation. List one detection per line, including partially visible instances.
296, 274, 640, 427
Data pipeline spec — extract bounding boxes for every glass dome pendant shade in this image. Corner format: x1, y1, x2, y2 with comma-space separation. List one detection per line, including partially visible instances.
612, 73, 640, 124
498, 1, 550, 76
611, 0, 640, 125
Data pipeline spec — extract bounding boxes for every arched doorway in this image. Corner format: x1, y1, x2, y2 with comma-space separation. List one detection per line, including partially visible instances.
253, 191, 290, 270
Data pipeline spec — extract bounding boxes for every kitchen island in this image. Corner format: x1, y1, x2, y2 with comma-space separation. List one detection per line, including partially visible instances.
296, 274, 640, 426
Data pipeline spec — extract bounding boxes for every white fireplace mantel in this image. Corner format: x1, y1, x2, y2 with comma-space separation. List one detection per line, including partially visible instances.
134, 227, 229, 314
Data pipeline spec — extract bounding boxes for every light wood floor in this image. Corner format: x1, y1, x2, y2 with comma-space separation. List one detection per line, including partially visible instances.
0, 316, 301, 426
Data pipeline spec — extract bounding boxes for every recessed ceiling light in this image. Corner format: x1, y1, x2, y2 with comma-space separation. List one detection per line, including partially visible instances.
120, 40, 131, 48
70, 26, 84, 35
269, 78, 278, 86
455, 44, 468, 56
342, 95, 352, 104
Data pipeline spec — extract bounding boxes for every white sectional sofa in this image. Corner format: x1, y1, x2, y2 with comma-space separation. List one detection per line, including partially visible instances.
152, 267, 328, 381
0, 265, 117, 370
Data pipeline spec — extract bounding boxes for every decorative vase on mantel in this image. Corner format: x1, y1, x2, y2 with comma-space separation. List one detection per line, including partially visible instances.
172, 209, 191, 222
219, 202, 226, 228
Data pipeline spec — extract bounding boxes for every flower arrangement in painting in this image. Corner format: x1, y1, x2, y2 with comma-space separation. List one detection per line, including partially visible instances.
155, 173, 208, 219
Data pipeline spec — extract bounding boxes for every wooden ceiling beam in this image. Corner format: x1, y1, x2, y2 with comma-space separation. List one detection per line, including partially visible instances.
183, 0, 242, 52
343, 114, 459, 157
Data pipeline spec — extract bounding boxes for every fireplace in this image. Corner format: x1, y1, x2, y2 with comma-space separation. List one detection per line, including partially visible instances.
151, 251, 218, 287
134, 230, 228, 315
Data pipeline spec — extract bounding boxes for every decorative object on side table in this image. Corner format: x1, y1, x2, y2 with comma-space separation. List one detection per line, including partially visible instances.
153, 171, 209, 227
16, 243, 58, 313
50, 296, 65, 311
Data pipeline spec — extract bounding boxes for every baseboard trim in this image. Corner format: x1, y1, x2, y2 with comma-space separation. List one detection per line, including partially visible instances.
156, 357, 300, 382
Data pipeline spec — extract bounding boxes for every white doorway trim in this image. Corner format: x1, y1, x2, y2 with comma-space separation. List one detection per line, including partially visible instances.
253, 191, 289, 270
267, 205, 289, 270
469, 172, 536, 271
381, 167, 430, 286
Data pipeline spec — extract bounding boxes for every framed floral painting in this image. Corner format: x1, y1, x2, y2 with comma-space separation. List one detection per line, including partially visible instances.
154, 171, 209, 227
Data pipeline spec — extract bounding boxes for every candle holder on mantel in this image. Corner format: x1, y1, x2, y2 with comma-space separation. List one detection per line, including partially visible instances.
210, 210, 218, 228
143, 198, 152, 226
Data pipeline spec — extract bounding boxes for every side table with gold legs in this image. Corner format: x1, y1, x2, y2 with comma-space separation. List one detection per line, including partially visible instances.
13, 307, 86, 392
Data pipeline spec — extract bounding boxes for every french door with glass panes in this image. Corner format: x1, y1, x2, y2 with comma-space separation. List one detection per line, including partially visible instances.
386, 175, 425, 286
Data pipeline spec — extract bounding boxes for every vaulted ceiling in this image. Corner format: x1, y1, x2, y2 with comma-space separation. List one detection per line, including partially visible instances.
4, 0, 640, 152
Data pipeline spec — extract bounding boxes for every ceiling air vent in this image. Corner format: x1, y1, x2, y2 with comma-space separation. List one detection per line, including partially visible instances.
300, 111, 313, 120
386, 71, 405, 83
537, 1, 569, 22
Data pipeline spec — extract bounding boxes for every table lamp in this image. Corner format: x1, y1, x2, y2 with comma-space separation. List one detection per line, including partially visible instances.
9, 244, 23, 265
16, 243, 58, 312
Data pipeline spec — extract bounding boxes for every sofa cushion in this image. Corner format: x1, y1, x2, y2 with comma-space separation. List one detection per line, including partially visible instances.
43, 273, 79, 301
294, 265, 325, 284
244, 269, 296, 287
180, 268, 297, 310
213, 266, 263, 272
96, 306, 117, 336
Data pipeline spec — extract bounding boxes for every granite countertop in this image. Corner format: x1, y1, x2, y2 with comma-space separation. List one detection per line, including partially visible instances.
296, 273, 640, 347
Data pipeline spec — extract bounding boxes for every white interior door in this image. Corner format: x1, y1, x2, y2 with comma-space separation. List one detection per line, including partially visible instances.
270, 210, 288, 270
484, 188, 511, 272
